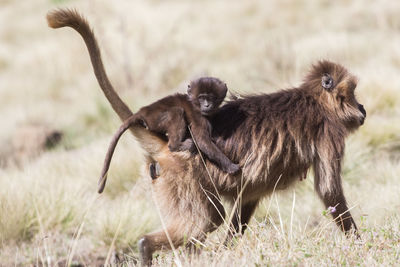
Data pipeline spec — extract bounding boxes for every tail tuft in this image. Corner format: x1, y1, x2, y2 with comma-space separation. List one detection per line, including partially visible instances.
46, 8, 87, 29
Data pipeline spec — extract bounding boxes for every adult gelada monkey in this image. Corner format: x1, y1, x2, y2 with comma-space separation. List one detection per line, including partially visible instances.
47, 8, 366, 266
98, 77, 240, 193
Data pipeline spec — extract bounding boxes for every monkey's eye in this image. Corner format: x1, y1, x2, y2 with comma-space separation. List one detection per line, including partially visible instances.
321, 74, 334, 90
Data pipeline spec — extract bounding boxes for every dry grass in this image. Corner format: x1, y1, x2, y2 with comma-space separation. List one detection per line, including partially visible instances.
0, 0, 399, 265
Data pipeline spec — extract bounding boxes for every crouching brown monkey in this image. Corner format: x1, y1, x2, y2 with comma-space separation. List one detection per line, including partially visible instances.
98, 77, 240, 193
137, 60, 366, 265
47, 8, 366, 266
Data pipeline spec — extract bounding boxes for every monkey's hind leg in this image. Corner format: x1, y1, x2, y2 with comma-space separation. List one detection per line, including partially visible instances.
159, 107, 192, 152
138, 217, 222, 266
139, 174, 225, 265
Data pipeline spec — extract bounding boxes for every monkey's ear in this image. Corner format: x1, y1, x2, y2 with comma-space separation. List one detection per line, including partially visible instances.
187, 84, 193, 96
321, 74, 334, 91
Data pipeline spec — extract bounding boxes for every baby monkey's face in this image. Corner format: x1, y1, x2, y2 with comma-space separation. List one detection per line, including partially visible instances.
197, 93, 221, 116
188, 77, 228, 116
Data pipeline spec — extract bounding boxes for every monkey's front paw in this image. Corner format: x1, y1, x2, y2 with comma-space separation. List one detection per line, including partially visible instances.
226, 163, 240, 174
179, 139, 195, 152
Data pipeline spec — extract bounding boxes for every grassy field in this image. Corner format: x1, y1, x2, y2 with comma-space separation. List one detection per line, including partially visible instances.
1, 0, 400, 265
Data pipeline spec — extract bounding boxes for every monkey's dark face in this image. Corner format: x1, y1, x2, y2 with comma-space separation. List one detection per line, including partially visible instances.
188, 77, 228, 116
305, 61, 366, 131
197, 93, 225, 115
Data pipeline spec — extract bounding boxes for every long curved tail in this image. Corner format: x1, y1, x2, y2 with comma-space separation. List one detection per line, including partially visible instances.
46, 8, 133, 121
47, 8, 166, 150
47, 9, 169, 193
98, 115, 139, 193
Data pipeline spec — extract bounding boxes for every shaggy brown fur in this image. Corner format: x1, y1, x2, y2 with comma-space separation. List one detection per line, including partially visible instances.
47, 9, 366, 266
98, 77, 239, 193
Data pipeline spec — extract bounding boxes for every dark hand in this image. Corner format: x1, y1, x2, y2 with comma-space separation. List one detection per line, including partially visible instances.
179, 138, 196, 153
226, 163, 240, 174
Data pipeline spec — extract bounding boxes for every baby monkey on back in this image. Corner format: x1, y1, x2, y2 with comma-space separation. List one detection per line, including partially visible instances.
98, 77, 240, 193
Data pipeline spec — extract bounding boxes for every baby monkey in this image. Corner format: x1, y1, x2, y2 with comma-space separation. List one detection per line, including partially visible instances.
98, 77, 240, 193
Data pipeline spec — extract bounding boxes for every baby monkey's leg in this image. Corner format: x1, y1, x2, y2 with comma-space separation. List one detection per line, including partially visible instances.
160, 107, 193, 152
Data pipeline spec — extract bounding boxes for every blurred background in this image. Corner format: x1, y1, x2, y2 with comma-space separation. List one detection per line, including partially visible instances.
0, 0, 399, 265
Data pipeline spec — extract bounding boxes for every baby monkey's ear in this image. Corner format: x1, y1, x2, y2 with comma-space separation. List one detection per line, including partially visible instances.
187, 84, 194, 99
